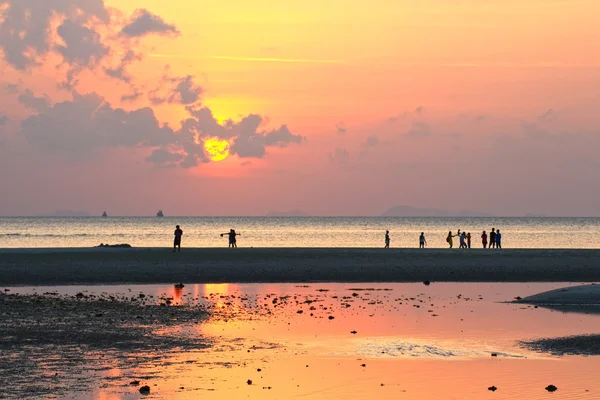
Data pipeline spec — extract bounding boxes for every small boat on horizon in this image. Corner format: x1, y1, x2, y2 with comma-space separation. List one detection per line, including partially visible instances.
157, 210, 164, 217
102, 211, 107, 217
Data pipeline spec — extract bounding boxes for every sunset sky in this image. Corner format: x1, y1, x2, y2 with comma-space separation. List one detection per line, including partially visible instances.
1, 0, 599, 216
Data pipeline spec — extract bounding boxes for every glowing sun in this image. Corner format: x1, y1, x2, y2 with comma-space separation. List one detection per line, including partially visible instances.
204, 138, 230, 162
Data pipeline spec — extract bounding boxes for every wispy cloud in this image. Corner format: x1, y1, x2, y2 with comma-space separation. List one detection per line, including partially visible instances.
148, 54, 344, 64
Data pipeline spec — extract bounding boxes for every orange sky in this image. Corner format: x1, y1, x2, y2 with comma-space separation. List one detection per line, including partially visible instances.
1, 0, 600, 216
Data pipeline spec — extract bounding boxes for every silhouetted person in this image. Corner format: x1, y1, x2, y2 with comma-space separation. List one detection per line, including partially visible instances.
419, 232, 427, 248
447, 230, 459, 248
459, 231, 467, 249
173, 225, 183, 252
496, 229, 502, 249
385, 230, 390, 248
489, 228, 496, 249
221, 229, 241, 248
481, 230, 488, 248
467, 232, 472, 249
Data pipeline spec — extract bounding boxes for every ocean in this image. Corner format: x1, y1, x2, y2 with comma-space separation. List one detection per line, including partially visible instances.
0, 217, 599, 249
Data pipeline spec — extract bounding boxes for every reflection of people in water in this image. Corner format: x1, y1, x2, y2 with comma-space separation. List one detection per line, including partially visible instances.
221, 229, 241, 248
173, 285, 183, 304
173, 225, 183, 252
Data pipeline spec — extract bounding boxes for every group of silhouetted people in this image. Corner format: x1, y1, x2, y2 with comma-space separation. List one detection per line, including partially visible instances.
172, 226, 241, 251
383, 229, 503, 249
446, 228, 502, 249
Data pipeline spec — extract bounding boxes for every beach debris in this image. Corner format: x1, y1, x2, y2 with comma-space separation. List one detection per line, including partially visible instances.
139, 385, 151, 394
257, 368, 262, 372
491, 353, 498, 357
75, 292, 85, 299
545, 385, 558, 392
129, 380, 140, 386
423, 281, 431, 286
96, 243, 132, 248
328, 316, 335, 320
361, 363, 366, 367
350, 330, 357, 334
247, 379, 253, 385
488, 386, 498, 392
514, 296, 522, 301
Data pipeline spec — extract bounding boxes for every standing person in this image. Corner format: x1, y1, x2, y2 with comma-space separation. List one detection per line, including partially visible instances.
481, 230, 488, 248
467, 233, 472, 249
496, 229, 502, 249
173, 225, 183, 252
385, 230, 390, 248
419, 232, 427, 248
221, 229, 241, 248
459, 231, 467, 249
446, 230, 458, 248
489, 228, 496, 249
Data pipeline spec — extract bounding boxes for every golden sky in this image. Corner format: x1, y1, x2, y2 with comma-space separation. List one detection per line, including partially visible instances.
1, 0, 600, 216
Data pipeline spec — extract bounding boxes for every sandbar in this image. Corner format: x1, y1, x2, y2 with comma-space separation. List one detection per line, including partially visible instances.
1, 248, 599, 285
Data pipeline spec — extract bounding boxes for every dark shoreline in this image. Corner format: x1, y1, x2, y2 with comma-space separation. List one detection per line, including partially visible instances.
1, 248, 599, 285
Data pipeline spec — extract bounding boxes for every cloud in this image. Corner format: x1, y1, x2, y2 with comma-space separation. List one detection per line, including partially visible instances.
121, 90, 143, 103
18, 91, 303, 167
537, 108, 556, 123
120, 9, 179, 38
152, 107, 304, 164
146, 148, 184, 168
20, 92, 173, 153
104, 50, 142, 84
336, 122, 347, 135
0, 0, 109, 69
17, 89, 51, 113
150, 73, 203, 105
0, 114, 7, 125
364, 135, 379, 147
329, 148, 350, 164
407, 121, 432, 137
55, 19, 109, 67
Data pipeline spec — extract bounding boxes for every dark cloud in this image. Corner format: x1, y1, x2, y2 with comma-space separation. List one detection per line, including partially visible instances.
55, 19, 109, 67
146, 148, 184, 168
407, 121, 432, 137
0, 0, 109, 69
17, 89, 50, 113
150, 74, 203, 105
104, 50, 142, 84
364, 135, 379, 147
120, 9, 179, 38
329, 148, 350, 164
121, 90, 144, 103
18, 91, 303, 167
152, 108, 304, 164
20, 92, 173, 152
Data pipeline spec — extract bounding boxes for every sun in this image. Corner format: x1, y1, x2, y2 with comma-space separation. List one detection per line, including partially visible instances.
204, 138, 230, 162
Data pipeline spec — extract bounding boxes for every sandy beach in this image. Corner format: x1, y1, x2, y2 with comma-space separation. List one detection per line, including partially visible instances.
1, 248, 599, 285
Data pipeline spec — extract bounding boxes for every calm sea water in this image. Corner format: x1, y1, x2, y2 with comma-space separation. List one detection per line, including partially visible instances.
0, 217, 599, 248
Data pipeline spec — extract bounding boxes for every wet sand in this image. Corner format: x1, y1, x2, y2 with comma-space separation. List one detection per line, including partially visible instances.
3, 282, 600, 399
1, 248, 600, 285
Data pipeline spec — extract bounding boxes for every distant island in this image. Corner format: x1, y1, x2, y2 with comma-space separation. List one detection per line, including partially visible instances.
266, 210, 311, 217
381, 205, 493, 217
48, 210, 91, 217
